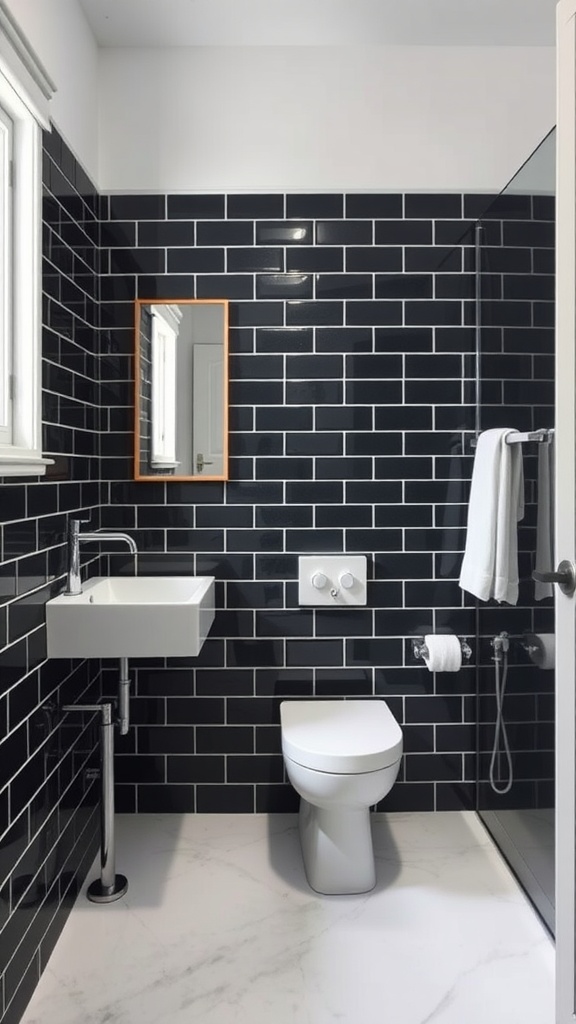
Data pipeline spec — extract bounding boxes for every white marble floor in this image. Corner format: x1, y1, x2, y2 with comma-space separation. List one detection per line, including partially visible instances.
21, 812, 554, 1024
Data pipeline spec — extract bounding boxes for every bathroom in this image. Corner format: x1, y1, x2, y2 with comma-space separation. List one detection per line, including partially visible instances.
0, 0, 570, 1021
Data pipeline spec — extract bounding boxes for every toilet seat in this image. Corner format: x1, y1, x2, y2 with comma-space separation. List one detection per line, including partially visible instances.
280, 700, 403, 774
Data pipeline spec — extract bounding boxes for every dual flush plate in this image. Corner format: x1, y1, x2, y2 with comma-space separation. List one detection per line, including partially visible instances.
298, 555, 367, 606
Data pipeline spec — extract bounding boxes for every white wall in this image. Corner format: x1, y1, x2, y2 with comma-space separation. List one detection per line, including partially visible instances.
5, 0, 99, 183
99, 45, 555, 193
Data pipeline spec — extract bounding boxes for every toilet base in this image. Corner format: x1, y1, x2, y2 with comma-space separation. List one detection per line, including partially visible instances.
298, 798, 376, 895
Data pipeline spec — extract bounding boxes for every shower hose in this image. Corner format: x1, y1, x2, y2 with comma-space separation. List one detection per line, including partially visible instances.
489, 635, 513, 795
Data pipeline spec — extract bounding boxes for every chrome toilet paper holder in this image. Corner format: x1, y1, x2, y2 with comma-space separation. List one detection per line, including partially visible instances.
412, 636, 473, 662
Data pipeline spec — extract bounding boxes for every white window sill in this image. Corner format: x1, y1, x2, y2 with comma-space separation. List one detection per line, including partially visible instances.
0, 452, 54, 477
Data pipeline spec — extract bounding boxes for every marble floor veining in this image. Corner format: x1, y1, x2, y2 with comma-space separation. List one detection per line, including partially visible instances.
20, 812, 554, 1024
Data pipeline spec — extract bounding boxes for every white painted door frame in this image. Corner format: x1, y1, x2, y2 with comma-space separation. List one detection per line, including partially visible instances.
556, 1, 576, 1019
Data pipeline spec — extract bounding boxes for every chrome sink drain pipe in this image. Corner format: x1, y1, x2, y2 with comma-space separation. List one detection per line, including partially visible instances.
62, 700, 128, 903
118, 658, 130, 736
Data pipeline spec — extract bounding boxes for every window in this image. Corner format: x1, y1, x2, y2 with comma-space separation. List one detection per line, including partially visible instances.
0, 4, 55, 476
150, 304, 182, 470
0, 102, 12, 446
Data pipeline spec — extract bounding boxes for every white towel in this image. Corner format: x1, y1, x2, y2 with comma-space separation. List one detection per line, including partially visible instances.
534, 437, 554, 600
459, 428, 525, 604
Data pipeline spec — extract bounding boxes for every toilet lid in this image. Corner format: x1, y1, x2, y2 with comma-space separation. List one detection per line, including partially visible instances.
280, 700, 403, 774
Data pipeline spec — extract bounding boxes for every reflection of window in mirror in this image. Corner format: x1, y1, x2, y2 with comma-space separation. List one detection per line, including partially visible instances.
150, 305, 181, 471
134, 299, 229, 482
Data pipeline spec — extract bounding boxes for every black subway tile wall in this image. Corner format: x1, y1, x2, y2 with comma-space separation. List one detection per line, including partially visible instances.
476, 194, 555, 811
100, 191, 479, 817
8, 163, 551, 1017
0, 130, 102, 1023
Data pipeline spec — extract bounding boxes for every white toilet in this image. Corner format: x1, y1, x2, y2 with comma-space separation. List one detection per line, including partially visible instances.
280, 699, 403, 895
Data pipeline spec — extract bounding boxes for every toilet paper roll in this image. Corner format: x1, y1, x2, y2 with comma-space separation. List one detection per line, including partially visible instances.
524, 633, 555, 670
423, 634, 462, 673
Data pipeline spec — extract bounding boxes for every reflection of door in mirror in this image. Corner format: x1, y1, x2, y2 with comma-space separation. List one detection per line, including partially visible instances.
193, 345, 224, 475
134, 299, 229, 481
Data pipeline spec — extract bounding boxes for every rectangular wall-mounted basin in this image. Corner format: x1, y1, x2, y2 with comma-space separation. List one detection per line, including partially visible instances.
46, 576, 215, 659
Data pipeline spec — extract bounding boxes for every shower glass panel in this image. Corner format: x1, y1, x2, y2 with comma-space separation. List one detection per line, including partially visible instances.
475, 128, 555, 934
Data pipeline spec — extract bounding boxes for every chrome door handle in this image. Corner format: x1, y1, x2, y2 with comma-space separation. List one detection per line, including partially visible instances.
196, 453, 214, 473
532, 559, 576, 596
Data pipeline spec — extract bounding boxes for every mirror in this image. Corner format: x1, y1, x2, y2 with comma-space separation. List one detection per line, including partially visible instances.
134, 299, 229, 481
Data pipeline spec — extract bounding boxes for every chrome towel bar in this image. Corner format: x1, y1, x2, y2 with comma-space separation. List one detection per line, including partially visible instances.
470, 428, 554, 449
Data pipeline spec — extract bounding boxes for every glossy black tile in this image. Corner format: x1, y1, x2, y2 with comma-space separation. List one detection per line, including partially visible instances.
434, 220, 474, 245
346, 301, 402, 326
196, 786, 254, 813
315, 504, 372, 528
256, 274, 313, 299
109, 194, 165, 220
286, 300, 343, 326
287, 431, 342, 456
256, 221, 312, 245
256, 505, 312, 528
286, 354, 342, 379
228, 247, 284, 272
228, 194, 284, 219
286, 380, 343, 405
286, 527, 344, 550
346, 432, 401, 456
286, 639, 343, 667
406, 247, 462, 272
167, 248, 224, 273
138, 220, 195, 246
285, 481, 343, 504
316, 221, 372, 245
375, 220, 432, 244
198, 274, 253, 299
346, 246, 403, 273
345, 193, 402, 218
287, 247, 343, 273
376, 274, 433, 298
256, 406, 313, 431
315, 327, 372, 353
345, 379, 402, 404
316, 274, 372, 299
255, 327, 313, 353
287, 194, 343, 218
229, 301, 283, 327
405, 194, 462, 219
197, 221, 254, 246
167, 194, 225, 219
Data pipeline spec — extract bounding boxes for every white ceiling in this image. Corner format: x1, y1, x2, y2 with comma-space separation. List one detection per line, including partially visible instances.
77, 0, 557, 48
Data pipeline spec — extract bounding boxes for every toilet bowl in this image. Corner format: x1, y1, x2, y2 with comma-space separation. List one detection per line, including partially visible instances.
280, 700, 403, 895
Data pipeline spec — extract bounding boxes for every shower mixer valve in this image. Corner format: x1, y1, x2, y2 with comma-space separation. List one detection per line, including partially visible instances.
491, 632, 510, 659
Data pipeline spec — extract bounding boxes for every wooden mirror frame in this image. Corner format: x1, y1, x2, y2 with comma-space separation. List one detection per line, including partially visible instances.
134, 298, 229, 482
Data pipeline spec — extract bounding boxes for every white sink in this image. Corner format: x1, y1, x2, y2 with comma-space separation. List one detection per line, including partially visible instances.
46, 576, 215, 659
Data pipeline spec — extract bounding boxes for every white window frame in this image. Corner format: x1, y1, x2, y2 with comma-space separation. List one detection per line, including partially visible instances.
150, 304, 182, 470
0, 101, 12, 446
0, 2, 55, 476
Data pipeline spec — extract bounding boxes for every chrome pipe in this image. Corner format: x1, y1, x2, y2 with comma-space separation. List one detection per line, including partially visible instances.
118, 657, 130, 736
62, 701, 128, 903
99, 702, 117, 893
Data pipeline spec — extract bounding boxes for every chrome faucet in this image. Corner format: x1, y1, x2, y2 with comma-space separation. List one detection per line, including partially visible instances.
65, 518, 138, 596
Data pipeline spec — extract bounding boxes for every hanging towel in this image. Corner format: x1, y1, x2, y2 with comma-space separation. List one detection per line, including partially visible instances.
534, 436, 555, 600
459, 428, 525, 604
